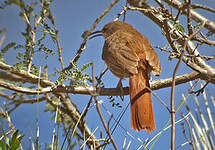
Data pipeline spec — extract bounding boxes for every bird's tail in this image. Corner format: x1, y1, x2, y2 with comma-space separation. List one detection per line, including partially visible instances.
129, 71, 155, 133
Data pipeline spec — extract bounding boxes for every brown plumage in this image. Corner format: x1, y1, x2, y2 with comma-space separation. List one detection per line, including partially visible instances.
91, 21, 161, 132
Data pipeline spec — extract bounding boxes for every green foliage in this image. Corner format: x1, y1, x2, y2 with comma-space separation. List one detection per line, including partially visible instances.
42, 23, 55, 39
0, 0, 24, 9
175, 24, 185, 33
56, 63, 93, 86
13, 61, 39, 74
0, 0, 58, 74
38, 44, 55, 59
171, 21, 185, 33
0, 130, 24, 150
0, 42, 16, 60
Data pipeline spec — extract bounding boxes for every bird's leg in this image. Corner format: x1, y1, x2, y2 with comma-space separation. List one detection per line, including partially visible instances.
117, 78, 124, 101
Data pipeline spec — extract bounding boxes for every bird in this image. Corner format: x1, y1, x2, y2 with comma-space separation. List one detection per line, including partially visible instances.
90, 21, 161, 132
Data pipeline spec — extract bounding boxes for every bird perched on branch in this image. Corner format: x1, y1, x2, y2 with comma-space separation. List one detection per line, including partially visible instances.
90, 21, 161, 132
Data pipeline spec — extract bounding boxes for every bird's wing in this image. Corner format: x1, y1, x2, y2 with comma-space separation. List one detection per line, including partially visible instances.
139, 35, 161, 76
102, 31, 139, 75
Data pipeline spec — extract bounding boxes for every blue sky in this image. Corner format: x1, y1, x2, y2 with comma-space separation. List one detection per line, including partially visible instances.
0, 0, 215, 149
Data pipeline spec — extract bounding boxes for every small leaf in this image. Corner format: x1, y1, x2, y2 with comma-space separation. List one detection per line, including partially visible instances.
0, 42, 16, 58
81, 62, 93, 72
0, 140, 5, 150
176, 24, 185, 33
11, 130, 18, 145
5, 137, 10, 148
10, 130, 23, 150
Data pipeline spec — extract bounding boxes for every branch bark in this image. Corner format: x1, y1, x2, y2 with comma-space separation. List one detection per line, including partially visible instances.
0, 69, 207, 95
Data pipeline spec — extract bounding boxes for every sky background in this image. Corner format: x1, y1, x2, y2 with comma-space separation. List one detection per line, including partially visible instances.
0, 0, 215, 149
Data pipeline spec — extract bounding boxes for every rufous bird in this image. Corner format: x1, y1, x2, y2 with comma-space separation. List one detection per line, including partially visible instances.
90, 21, 161, 132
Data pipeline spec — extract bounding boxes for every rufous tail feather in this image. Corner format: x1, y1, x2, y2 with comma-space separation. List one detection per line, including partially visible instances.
129, 71, 155, 133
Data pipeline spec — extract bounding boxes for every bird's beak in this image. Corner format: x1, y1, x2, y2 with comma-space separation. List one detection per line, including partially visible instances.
89, 30, 103, 40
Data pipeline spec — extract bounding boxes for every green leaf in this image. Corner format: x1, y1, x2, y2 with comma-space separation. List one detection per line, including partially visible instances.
176, 24, 185, 33
0, 140, 5, 150
10, 130, 23, 150
37, 32, 47, 45
14, 44, 24, 50
81, 62, 93, 72
0, 42, 16, 58
21, 32, 32, 42
11, 130, 19, 145
5, 137, 10, 148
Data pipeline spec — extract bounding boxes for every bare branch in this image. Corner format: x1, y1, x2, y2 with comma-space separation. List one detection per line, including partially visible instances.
0, 92, 46, 104
191, 3, 215, 14
48, 14, 65, 69
0, 71, 208, 96
163, 0, 215, 33
170, 20, 206, 150
0, 80, 53, 94
0, 61, 54, 87
91, 63, 118, 150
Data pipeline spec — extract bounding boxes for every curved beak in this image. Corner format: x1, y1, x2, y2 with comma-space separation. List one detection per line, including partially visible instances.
89, 30, 103, 40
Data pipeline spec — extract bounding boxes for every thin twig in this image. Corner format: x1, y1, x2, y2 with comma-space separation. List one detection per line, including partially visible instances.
0, 107, 15, 140
191, 3, 215, 14
180, 112, 196, 150
0, 28, 7, 48
82, 67, 108, 120
190, 82, 208, 96
170, 20, 206, 150
25, 11, 43, 73
49, 14, 65, 69
163, 0, 215, 33
156, 46, 215, 60
186, 0, 193, 35
146, 87, 170, 112
63, 0, 120, 72
91, 63, 118, 150
8, 103, 20, 114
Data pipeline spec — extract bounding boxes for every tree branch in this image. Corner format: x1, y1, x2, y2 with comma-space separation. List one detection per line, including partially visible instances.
126, 1, 215, 83
163, 0, 215, 33
0, 70, 207, 95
